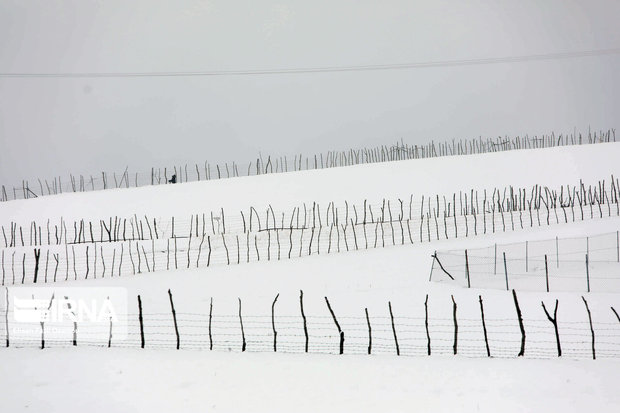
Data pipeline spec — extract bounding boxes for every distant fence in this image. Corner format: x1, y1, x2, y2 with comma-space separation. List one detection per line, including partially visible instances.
1, 129, 615, 202
2, 290, 619, 360
2, 176, 619, 286
431, 230, 620, 292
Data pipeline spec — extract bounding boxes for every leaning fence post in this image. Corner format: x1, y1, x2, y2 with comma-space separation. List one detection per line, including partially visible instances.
585, 254, 590, 293
479, 295, 490, 357
512, 289, 526, 356
388, 301, 400, 356
545, 255, 550, 293
365, 307, 372, 355
428, 250, 436, 282
168, 289, 180, 349
465, 249, 471, 288
324, 296, 344, 354
503, 252, 509, 291
137, 295, 145, 349
238, 298, 246, 352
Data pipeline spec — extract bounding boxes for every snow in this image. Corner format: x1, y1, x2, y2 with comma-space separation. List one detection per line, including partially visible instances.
1, 143, 620, 412
1, 142, 615, 224
2, 348, 619, 413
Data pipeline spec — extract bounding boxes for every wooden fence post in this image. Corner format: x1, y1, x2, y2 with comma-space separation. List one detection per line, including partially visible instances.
525, 241, 528, 272
541, 299, 561, 357
271, 293, 279, 352
33, 248, 41, 283
325, 296, 344, 355
585, 254, 590, 293
365, 307, 372, 355
451, 295, 458, 355
479, 295, 490, 357
512, 289, 525, 356
138, 295, 144, 348
388, 301, 400, 356
168, 289, 180, 349
555, 236, 559, 268
238, 298, 246, 352
494, 243, 497, 275
300, 290, 308, 352
107, 296, 113, 348
4, 288, 9, 347
465, 249, 471, 288
503, 252, 509, 291
208, 297, 213, 350
428, 251, 436, 282
545, 255, 550, 293
582, 296, 595, 360
424, 294, 431, 355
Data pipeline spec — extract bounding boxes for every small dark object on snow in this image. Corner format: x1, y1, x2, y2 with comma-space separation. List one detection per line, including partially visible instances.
168, 174, 176, 184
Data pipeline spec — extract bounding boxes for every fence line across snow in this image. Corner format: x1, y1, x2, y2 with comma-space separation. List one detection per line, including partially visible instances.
2, 289, 619, 360
1, 129, 615, 202
431, 229, 620, 292
3, 176, 620, 286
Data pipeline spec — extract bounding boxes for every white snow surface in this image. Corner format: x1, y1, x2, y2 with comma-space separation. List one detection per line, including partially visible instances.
1, 143, 620, 412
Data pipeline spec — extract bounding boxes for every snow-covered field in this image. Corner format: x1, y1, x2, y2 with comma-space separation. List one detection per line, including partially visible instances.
1, 143, 620, 412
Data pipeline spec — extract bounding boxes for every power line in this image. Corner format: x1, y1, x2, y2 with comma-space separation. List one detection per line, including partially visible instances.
1, 47, 619, 78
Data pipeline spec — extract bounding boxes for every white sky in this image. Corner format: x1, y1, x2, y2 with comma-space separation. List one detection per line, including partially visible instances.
0, 0, 619, 184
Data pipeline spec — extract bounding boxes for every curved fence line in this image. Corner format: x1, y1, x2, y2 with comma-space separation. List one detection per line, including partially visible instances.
2, 176, 620, 286
1, 129, 615, 202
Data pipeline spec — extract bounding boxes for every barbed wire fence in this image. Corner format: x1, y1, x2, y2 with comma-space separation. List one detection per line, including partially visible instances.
2, 176, 620, 286
2, 289, 619, 360
431, 230, 620, 292
1, 129, 615, 202
3, 173, 619, 250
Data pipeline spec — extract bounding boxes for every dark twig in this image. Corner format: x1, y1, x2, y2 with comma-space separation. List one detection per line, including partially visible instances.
325, 296, 344, 354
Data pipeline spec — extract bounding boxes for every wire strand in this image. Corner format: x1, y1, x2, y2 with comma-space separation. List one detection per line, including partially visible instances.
1, 48, 619, 78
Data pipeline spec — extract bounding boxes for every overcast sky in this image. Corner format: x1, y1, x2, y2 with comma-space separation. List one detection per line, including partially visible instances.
0, 0, 619, 185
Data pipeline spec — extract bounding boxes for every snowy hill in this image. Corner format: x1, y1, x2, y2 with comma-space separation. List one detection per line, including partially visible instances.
1, 143, 620, 412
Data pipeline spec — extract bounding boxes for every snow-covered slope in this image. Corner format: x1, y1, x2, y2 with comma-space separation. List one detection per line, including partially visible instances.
1, 142, 616, 223
1, 143, 620, 412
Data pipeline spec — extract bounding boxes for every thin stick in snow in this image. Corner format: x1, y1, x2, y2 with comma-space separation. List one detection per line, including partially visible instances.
168, 289, 180, 350
138, 295, 144, 348
479, 295, 490, 357
512, 289, 526, 357
300, 290, 308, 353
324, 296, 344, 355
424, 294, 431, 355
238, 298, 246, 352
541, 299, 561, 357
271, 293, 279, 352
582, 296, 595, 360
451, 295, 458, 355
388, 301, 400, 356
365, 307, 372, 355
